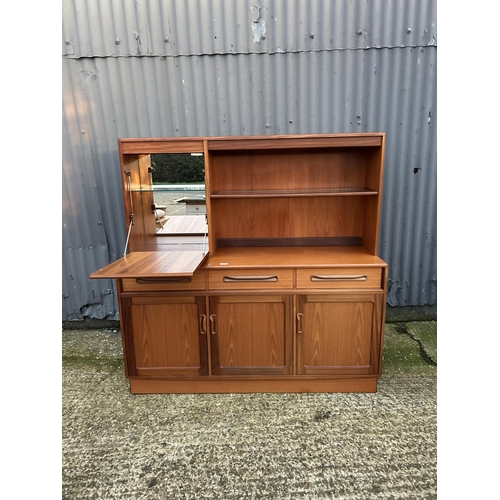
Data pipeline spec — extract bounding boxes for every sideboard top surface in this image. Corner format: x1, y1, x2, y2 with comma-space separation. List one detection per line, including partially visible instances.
205, 246, 387, 268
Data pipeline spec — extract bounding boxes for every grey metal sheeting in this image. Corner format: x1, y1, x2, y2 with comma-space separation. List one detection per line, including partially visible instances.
62, 0, 437, 322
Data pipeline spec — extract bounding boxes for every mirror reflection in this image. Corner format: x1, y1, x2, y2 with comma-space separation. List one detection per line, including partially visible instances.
150, 153, 207, 235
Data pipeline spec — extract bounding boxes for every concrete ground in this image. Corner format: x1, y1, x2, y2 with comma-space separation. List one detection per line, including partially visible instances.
62, 321, 437, 500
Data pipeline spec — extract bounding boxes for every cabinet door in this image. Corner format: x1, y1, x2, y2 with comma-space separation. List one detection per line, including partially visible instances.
296, 293, 384, 376
122, 296, 208, 377
209, 295, 293, 375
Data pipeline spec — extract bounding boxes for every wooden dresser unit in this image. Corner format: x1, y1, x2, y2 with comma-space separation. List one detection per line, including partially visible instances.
91, 133, 388, 394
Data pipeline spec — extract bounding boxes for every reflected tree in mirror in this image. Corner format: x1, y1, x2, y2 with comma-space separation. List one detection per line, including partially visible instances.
151, 153, 204, 184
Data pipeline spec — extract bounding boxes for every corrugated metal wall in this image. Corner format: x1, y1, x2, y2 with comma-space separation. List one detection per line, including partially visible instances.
62, 0, 437, 322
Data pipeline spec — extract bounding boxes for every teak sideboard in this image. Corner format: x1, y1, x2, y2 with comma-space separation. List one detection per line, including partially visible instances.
91, 133, 388, 394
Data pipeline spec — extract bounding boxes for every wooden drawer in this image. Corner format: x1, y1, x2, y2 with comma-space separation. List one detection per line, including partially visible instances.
296, 267, 383, 289
208, 268, 294, 290
121, 271, 206, 291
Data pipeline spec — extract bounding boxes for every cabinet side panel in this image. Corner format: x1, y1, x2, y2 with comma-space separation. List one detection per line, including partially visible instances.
204, 143, 217, 255
120, 153, 135, 233
119, 295, 138, 377
363, 142, 385, 254
371, 292, 385, 375
121, 155, 142, 251
362, 196, 379, 255
138, 155, 157, 250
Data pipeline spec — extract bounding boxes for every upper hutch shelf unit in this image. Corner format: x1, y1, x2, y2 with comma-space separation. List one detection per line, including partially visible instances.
91, 133, 388, 394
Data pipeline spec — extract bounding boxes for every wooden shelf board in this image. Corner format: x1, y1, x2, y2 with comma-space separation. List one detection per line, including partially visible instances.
210, 188, 378, 198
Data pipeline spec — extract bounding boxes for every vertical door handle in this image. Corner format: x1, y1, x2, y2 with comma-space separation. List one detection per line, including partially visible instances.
209, 314, 217, 335
296, 313, 304, 334
199, 314, 207, 335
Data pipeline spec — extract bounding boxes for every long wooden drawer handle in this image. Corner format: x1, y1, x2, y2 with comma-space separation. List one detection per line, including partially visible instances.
223, 275, 278, 282
310, 274, 368, 282
136, 277, 192, 284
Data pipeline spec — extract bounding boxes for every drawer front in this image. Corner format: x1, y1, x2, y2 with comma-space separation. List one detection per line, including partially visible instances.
296, 267, 383, 289
121, 271, 206, 291
208, 269, 294, 290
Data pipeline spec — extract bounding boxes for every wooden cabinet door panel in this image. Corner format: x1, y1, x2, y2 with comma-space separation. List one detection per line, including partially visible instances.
296, 293, 383, 375
127, 296, 208, 376
209, 295, 293, 375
